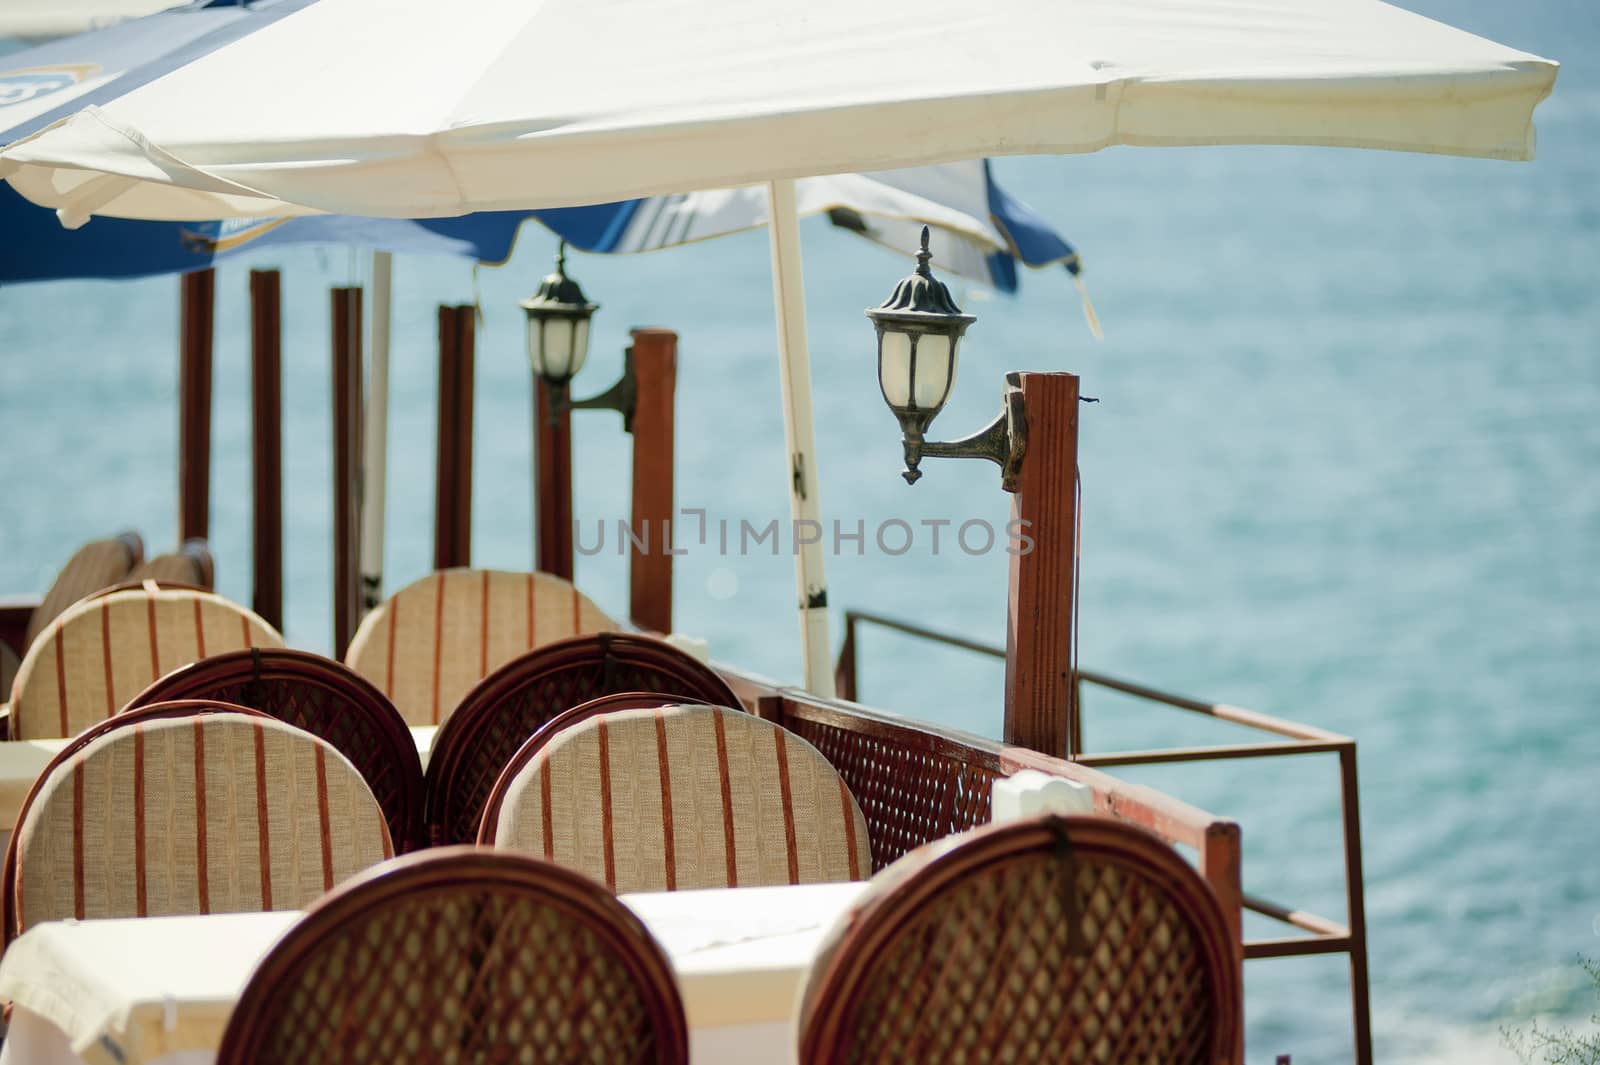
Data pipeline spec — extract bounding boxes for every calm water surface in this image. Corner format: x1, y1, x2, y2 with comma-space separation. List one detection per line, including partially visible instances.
1, 3, 1595, 1061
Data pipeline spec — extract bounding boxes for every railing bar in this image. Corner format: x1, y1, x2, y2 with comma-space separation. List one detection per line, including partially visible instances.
844, 610, 1344, 743
845, 610, 1008, 659
1245, 935, 1354, 960
1241, 894, 1350, 937
1076, 741, 1347, 767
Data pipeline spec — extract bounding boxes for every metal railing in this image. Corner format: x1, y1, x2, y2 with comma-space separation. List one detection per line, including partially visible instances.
836, 608, 1372, 1065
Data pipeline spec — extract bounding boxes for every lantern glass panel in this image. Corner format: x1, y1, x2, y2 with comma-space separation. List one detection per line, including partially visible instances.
912, 333, 955, 410
570, 317, 590, 378
543, 318, 575, 379
878, 329, 914, 409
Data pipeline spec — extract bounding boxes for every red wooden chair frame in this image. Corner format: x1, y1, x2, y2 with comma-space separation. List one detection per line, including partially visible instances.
126, 648, 424, 851
215, 847, 689, 1065
423, 633, 740, 845
799, 814, 1244, 1064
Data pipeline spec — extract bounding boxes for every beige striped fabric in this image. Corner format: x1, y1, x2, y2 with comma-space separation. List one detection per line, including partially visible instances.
129, 552, 209, 587
344, 568, 619, 727
490, 704, 871, 893
23, 534, 141, 647
8, 588, 285, 740
13, 714, 393, 933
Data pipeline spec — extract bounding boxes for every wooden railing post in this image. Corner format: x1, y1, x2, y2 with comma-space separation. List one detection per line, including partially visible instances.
1004, 371, 1080, 758
434, 306, 475, 570
628, 328, 676, 634
249, 270, 283, 632
178, 268, 214, 542
331, 287, 363, 657
535, 379, 574, 580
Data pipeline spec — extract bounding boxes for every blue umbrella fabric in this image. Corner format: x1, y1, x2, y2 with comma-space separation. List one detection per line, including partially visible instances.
1, 0, 1087, 303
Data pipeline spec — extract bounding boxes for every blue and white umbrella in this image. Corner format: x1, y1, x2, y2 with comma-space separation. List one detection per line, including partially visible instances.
0, 1, 1090, 296
1, 0, 1096, 672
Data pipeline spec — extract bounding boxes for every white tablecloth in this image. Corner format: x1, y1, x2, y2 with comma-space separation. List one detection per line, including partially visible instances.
0, 880, 867, 1065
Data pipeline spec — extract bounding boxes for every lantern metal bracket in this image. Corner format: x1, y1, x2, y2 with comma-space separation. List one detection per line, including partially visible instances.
548, 347, 638, 431
902, 372, 1027, 492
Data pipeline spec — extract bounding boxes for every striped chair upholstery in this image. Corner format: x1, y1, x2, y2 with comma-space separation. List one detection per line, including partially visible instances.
22, 531, 143, 647
797, 815, 1243, 1065
345, 568, 619, 727
128, 539, 215, 589
483, 704, 871, 893
12, 710, 393, 935
7, 586, 284, 740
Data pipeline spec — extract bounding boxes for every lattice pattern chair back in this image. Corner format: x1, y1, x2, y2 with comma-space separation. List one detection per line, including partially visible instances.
127, 649, 425, 852
482, 703, 871, 893
216, 848, 689, 1065
22, 531, 143, 647
344, 568, 619, 727
7, 586, 284, 740
798, 814, 1243, 1065
424, 633, 741, 846
9, 704, 393, 940
783, 705, 999, 871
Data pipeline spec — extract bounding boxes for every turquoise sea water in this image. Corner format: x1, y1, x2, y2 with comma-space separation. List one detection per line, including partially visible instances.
1, 3, 1595, 1061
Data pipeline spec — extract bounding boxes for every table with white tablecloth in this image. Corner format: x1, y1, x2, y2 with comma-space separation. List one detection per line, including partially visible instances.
0, 879, 868, 1065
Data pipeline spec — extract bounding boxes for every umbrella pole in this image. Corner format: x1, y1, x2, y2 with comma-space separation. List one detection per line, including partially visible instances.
359, 251, 392, 616
766, 179, 835, 696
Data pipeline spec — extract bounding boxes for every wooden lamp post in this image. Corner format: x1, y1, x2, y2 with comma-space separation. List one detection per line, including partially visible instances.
867, 228, 1080, 758
525, 247, 678, 635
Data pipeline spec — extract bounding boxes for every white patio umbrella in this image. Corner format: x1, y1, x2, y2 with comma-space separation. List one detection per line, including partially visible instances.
0, 0, 1558, 693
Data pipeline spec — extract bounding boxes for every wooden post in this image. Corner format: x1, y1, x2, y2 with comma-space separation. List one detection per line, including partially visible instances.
434, 306, 475, 570
178, 268, 214, 542
628, 328, 676, 634
1004, 371, 1080, 758
249, 270, 283, 632
331, 287, 363, 657
535, 379, 574, 579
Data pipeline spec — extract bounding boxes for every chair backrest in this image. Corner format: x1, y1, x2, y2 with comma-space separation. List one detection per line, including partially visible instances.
23, 531, 143, 647
424, 633, 741, 846
482, 703, 871, 894
128, 538, 215, 589
798, 815, 1243, 1065
344, 568, 619, 726
7, 586, 284, 739
216, 847, 689, 1065
126, 648, 424, 852
9, 704, 393, 940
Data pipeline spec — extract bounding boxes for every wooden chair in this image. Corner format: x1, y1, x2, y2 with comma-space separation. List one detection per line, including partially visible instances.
5, 702, 393, 944
216, 847, 689, 1065
5, 585, 283, 739
21, 531, 144, 649
126, 648, 424, 852
424, 633, 741, 846
797, 814, 1243, 1065
127, 538, 215, 589
344, 568, 620, 726
0, 531, 143, 711
481, 701, 871, 893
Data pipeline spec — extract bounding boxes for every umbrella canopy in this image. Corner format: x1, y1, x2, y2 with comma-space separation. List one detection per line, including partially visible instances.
0, 1, 1084, 291
0, 0, 1556, 694
0, 0, 1557, 225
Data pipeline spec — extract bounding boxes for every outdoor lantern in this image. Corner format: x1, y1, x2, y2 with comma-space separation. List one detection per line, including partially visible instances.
866, 226, 976, 456
521, 241, 598, 404
870, 225, 1038, 486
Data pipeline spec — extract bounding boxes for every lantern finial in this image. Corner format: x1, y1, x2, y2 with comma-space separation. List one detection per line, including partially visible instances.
915, 225, 933, 277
